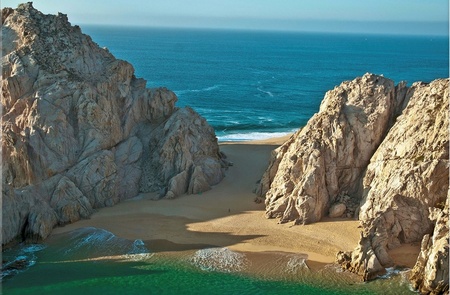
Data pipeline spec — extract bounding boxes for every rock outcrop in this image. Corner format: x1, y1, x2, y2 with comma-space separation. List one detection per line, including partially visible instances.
258, 73, 408, 224
2, 3, 227, 245
409, 203, 449, 295
258, 74, 448, 293
338, 78, 449, 281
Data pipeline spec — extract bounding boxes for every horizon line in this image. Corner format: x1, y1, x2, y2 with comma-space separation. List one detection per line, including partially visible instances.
77, 22, 450, 38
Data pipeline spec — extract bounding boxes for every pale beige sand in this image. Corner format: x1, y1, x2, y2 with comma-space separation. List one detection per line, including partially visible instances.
52, 135, 416, 269
388, 243, 421, 268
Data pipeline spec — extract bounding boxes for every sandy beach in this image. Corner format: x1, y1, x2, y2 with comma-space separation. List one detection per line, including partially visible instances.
51, 135, 419, 268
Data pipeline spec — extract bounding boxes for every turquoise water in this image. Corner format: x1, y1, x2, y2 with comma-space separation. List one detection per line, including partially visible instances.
2, 228, 416, 294
81, 26, 449, 141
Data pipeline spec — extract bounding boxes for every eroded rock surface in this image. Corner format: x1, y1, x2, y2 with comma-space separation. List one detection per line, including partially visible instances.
342, 79, 449, 281
2, 3, 227, 245
258, 73, 408, 224
410, 203, 449, 295
258, 74, 448, 293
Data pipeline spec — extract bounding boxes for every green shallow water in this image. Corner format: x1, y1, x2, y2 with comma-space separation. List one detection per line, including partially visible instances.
1, 259, 415, 295
2, 228, 416, 295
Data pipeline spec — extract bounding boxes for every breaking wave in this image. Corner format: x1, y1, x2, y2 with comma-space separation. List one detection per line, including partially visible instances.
58, 227, 152, 261
217, 131, 294, 142
378, 267, 412, 283
285, 254, 310, 274
175, 85, 221, 96
257, 86, 274, 97
2, 244, 47, 280
189, 247, 249, 273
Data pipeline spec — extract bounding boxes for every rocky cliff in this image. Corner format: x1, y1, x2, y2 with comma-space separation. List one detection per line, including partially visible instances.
2, 3, 227, 245
257, 74, 408, 224
258, 74, 449, 293
337, 78, 449, 283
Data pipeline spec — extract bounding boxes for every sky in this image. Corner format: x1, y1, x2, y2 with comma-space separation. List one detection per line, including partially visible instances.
2, 0, 449, 35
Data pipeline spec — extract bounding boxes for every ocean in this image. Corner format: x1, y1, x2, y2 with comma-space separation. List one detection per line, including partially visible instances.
84, 26, 448, 141
2, 27, 448, 294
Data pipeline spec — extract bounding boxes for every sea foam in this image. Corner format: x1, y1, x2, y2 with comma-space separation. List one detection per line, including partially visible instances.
189, 247, 249, 273
285, 255, 310, 274
60, 227, 152, 260
218, 131, 294, 142
1, 243, 47, 279
175, 84, 221, 96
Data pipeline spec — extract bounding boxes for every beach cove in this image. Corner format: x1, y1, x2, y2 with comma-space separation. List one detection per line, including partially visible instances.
51, 135, 364, 263
3, 136, 419, 294
2, 3, 448, 294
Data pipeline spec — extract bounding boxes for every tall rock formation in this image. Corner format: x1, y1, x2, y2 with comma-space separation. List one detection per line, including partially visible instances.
257, 73, 408, 224
339, 79, 449, 281
2, 3, 227, 245
258, 74, 448, 293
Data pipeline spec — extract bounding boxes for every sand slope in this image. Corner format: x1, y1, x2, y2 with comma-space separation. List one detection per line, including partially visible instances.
52, 136, 419, 268
52, 136, 366, 265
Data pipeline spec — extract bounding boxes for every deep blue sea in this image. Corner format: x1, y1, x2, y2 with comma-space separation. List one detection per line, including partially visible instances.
82, 26, 448, 141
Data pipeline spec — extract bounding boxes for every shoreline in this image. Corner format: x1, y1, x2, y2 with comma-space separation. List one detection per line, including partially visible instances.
219, 133, 294, 145
50, 133, 419, 271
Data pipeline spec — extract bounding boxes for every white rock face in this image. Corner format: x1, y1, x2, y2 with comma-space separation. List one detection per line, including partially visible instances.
2, 3, 227, 245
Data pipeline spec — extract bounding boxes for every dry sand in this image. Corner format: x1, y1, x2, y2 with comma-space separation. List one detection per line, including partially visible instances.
52, 134, 419, 268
